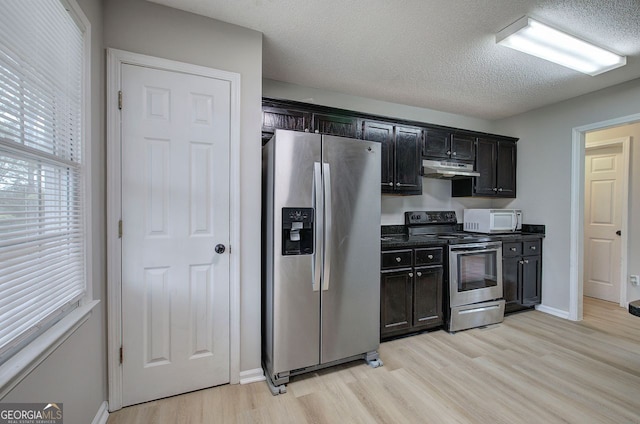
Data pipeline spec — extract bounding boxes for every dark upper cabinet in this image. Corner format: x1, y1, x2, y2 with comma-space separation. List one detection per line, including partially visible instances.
423, 128, 475, 163
394, 126, 422, 193
362, 121, 422, 195
495, 140, 517, 197
262, 106, 310, 136
452, 137, 517, 198
362, 121, 394, 189
312, 113, 358, 138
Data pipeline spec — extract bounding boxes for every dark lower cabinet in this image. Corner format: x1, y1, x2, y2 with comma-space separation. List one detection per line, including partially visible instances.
503, 239, 542, 313
381, 246, 444, 339
381, 269, 412, 334
413, 266, 443, 327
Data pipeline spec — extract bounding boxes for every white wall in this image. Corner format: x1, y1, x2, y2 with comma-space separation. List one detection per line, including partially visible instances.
2, 0, 108, 423
104, 0, 263, 373
586, 123, 640, 303
263, 79, 499, 224
494, 78, 640, 314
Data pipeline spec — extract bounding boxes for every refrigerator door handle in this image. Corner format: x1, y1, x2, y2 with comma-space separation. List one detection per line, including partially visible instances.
322, 162, 332, 291
313, 162, 322, 292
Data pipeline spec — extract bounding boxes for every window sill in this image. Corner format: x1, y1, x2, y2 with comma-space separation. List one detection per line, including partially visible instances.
0, 300, 100, 399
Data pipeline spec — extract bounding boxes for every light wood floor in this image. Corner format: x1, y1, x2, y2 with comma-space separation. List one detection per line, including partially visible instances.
107, 298, 640, 424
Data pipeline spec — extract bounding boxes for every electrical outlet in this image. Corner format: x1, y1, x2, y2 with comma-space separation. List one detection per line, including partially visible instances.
630, 275, 640, 286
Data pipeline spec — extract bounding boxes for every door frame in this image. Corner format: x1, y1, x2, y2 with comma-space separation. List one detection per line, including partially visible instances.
569, 114, 637, 321
583, 138, 629, 304
106, 48, 241, 411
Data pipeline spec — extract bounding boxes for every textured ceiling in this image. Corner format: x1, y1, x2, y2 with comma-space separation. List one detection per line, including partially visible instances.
148, 0, 640, 120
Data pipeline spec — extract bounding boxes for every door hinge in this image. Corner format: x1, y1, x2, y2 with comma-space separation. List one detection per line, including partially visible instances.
118, 219, 123, 238
119, 346, 123, 364
118, 90, 122, 110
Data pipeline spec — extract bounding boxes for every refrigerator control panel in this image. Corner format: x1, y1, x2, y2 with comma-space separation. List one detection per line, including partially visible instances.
282, 207, 314, 256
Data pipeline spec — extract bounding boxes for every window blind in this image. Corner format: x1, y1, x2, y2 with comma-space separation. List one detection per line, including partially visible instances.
0, 0, 86, 358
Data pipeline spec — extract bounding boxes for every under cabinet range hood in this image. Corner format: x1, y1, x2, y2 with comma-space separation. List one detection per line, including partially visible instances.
421, 159, 480, 179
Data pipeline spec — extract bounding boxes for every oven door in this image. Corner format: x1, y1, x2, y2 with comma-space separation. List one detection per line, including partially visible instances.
449, 242, 503, 307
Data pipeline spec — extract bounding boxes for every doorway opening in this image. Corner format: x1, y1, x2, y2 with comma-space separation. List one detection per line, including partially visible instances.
570, 115, 638, 321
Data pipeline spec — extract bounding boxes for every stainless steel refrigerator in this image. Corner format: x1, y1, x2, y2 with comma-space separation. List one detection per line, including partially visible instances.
262, 129, 382, 394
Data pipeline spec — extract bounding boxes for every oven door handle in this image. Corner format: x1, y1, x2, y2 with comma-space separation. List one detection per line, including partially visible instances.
450, 246, 500, 254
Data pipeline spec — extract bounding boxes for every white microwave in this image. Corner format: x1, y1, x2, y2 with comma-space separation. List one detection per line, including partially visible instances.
463, 209, 522, 233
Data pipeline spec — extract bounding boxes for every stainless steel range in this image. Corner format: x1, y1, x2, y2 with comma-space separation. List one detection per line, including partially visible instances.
404, 211, 506, 332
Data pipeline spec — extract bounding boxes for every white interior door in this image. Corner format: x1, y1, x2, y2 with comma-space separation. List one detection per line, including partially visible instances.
121, 64, 231, 406
584, 144, 622, 303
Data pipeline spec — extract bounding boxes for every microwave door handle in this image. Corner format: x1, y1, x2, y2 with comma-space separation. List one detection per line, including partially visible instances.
512, 213, 517, 232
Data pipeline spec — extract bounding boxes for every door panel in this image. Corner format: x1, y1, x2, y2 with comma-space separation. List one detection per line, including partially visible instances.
474, 138, 496, 195
381, 270, 412, 335
121, 64, 231, 406
362, 120, 394, 189
321, 135, 381, 364
413, 266, 443, 327
584, 144, 622, 302
496, 141, 516, 196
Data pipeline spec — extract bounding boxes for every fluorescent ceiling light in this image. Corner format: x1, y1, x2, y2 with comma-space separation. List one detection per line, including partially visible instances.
496, 16, 626, 76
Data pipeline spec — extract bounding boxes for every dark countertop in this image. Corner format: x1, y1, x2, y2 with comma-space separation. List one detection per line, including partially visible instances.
381, 224, 544, 250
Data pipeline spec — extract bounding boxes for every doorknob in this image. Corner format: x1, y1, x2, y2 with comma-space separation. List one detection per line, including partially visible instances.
616, 230, 622, 236
215, 244, 226, 254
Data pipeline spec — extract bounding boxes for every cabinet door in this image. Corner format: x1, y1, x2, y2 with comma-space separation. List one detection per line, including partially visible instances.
413, 266, 443, 328
423, 128, 451, 159
362, 121, 394, 191
312, 113, 357, 138
474, 138, 497, 196
450, 134, 475, 162
394, 126, 422, 193
380, 269, 413, 336
262, 106, 310, 133
503, 256, 520, 310
521, 255, 541, 306
496, 141, 517, 197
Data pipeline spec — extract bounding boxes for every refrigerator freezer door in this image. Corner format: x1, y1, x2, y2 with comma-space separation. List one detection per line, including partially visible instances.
320, 135, 381, 364
266, 130, 321, 376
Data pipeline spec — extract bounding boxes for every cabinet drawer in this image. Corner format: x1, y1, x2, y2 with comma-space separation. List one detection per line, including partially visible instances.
523, 240, 541, 255
415, 247, 443, 266
381, 250, 412, 269
503, 242, 522, 257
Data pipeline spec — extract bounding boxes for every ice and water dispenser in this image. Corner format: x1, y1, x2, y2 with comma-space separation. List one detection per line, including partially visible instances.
282, 207, 314, 256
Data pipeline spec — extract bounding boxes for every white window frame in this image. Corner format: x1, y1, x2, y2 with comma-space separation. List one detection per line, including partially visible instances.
0, 0, 98, 399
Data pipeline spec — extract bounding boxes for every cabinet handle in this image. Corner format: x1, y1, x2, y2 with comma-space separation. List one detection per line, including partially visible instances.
395, 257, 402, 262
396, 182, 400, 186
408, 272, 414, 278
427, 254, 434, 260
388, 182, 393, 186
314, 129, 319, 134
498, 188, 503, 192
524, 259, 529, 264
530, 246, 536, 250
304, 128, 310, 132
446, 150, 451, 155
416, 272, 422, 277
519, 260, 524, 264
493, 188, 498, 192
510, 247, 517, 252
452, 152, 457, 156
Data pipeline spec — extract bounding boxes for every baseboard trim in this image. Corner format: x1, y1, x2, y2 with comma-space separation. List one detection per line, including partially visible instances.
92, 401, 109, 424
536, 304, 570, 320
239, 368, 266, 385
